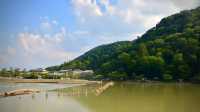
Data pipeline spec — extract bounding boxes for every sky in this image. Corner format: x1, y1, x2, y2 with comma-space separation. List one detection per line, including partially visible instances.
0, 0, 200, 69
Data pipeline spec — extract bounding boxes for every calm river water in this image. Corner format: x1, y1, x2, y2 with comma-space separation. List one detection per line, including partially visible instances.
0, 82, 200, 112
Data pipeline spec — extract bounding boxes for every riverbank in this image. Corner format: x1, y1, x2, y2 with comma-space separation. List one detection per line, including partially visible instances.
0, 77, 101, 84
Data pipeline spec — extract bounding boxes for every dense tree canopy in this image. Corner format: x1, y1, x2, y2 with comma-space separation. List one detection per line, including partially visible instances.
47, 7, 200, 82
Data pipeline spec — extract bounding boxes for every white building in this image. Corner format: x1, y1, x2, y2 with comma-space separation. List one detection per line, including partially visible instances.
48, 69, 93, 79
72, 69, 94, 77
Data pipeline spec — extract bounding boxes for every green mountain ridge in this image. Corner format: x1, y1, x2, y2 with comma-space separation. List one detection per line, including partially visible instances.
47, 7, 200, 81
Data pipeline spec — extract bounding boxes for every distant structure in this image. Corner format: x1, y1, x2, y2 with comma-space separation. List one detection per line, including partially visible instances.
48, 69, 94, 79
72, 69, 94, 78
29, 68, 47, 73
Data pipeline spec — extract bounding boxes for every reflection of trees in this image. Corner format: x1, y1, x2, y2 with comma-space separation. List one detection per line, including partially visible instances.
31, 94, 35, 100
55, 82, 114, 97
45, 92, 48, 100
18, 96, 21, 100
72, 83, 200, 112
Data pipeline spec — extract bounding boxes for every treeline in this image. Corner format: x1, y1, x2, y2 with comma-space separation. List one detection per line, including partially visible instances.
0, 68, 58, 79
47, 7, 200, 82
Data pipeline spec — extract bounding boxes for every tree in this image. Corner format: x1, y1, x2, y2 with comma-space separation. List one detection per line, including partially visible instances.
108, 71, 128, 80
118, 52, 134, 74
137, 56, 165, 79
0, 68, 7, 77
118, 52, 131, 64
163, 74, 173, 81
162, 49, 174, 64
23, 72, 38, 79
138, 43, 149, 57
172, 53, 190, 80
14, 68, 21, 77
101, 62, 113, 73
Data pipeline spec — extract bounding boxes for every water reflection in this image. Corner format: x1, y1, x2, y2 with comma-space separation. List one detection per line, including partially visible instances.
64, 83, 200, 112
18, 96, 21, 100
0, 83, 200, 112
0, 91, 91, 112
31, 94, 35, 100
56, 82, 113, 97
0, 83, 91, 112
45, 92, 48, 101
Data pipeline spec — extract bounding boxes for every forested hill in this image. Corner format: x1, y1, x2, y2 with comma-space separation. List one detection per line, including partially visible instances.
47, 7, 200, 81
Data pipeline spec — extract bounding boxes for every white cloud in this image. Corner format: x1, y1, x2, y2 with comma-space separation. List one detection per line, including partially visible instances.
143, 15, 163, 29
71, 0, 199, 37
18, 28, 72, 59
7, 46, 16, 56
72, 0, 103, 19
40, 21, 52, 31
170, 0, 200, 9
40, 18, 60, 32
19, 33, 47, 54
0, 20, 82, 68
15, 29, 78, 68
52, 20, 58, 25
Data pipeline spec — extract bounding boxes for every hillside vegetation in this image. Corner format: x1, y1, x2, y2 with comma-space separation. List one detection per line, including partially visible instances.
47, 7, 200, 81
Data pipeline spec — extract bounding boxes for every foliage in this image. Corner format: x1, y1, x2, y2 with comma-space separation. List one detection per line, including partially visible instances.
136, 56, 165, 79
108, 71, 128, 80
163, 74, 173, 81
0, 68, 61, 79
47, 7, 200, 82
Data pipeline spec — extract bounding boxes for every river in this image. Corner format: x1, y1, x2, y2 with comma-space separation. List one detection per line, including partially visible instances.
0, 82, 200, 112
